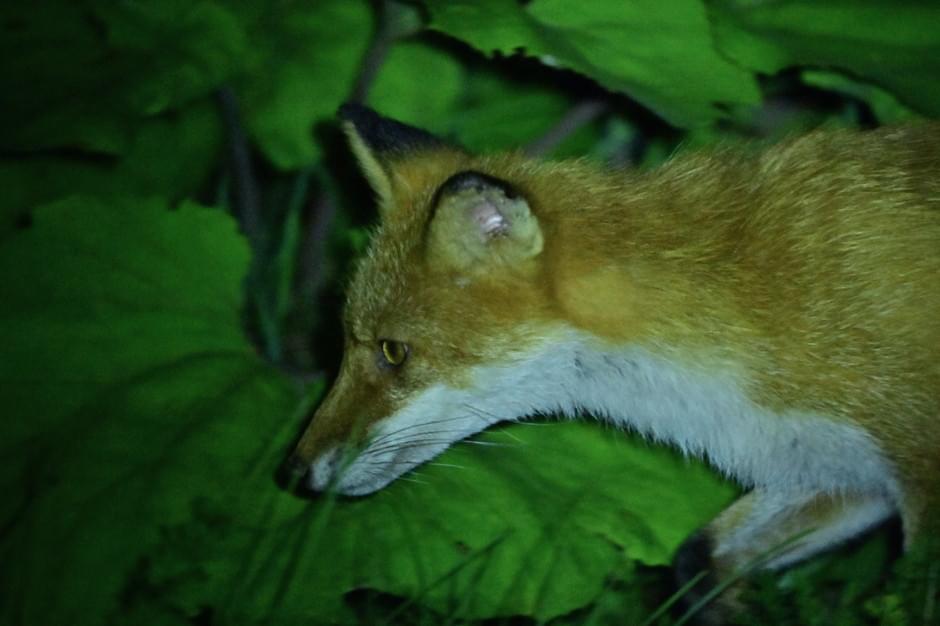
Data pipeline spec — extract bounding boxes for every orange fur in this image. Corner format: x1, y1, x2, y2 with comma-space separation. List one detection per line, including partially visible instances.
293, 119, 940, 586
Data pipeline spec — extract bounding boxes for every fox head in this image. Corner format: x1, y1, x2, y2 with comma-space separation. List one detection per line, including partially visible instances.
289, 105, 592, 495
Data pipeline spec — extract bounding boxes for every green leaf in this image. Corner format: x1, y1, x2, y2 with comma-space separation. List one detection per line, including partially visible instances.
125, 424, 735, 624
371, 40, 598, 155
709, 0, 940, 117
0, 1, 132, 154
368, 39, 466, 138
800, 71, 919, 124
421, 0, 761, 127
451, 67, 596, 155
95, 0, 246, 115
0, 100, 223, 238
234, 0, 372, 169
0, 1, 246, 154
302, 423, 735, 622
0, 196, 301, 625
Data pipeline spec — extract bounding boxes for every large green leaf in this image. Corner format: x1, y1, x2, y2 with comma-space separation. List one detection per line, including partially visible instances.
310, 424, 738, 622
421, 0, 761, 127
0, 1, 245, 155
0, 101, 222, 238
709, 0, 940, 117
93, 0, 246, 115
369, 39, 466, 138
0, 1, 130, 154
450, 65, 602, 156
0, 0, 375, 169
127, 424, 735, 624
0, 196, 301, 625
234, 0, 372, 169
800, 71, 918, 124
373, 40, 599, 155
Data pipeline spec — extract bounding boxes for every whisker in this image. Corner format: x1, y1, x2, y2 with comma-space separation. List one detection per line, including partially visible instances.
360, 437, 468, 458
462, 439, 516, 448
428, 462, 467, 470
354, 456, 425, 468
366, 416, 494, 451
367, 415, 477, 447
397, 475, 430, 486
355, 425, 521, 473
493, 428, 524, 444
382, 435, 518, 450
460, 403, 504, 421
365, 429, 469, 456
463, 403, 561, 427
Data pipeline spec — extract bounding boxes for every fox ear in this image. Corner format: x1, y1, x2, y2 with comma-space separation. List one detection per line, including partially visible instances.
338, 103, 450, 207
428, 171, 543, 271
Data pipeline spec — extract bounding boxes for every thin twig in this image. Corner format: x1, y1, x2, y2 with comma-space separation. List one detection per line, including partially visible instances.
350, 0, 423, 103
349, 12, 393, 103
924, 559, 938, 625
282, 1, 420, 378
294, 176, 336, 303
217, 87, 262, 247
294, 0, 408, 317
525, 99, 609, 157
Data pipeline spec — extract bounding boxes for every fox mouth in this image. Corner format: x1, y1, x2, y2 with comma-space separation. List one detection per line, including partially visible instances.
333, 466, 401, 496
308, 408, 503, 496
304, 435, 451, 496
303, 360, 554, 495
333, 438, 455, 496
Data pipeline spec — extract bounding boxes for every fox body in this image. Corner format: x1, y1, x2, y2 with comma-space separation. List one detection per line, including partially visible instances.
291, 105, 940, 614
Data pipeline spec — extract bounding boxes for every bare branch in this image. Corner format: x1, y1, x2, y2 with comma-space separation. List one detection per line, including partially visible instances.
349, 0, 422, 103
525, 99, 608, 157
295, 178, 337, 300
217, 87, 262, 247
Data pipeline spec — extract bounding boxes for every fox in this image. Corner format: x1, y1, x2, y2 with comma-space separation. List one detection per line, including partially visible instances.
288, 103, 940, 619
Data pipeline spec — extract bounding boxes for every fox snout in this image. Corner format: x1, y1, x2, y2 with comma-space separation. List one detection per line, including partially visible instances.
279, 446, 341, 493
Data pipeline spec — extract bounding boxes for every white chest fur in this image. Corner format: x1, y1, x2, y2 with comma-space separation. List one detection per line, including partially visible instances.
334, 329, 899, 500
477, 330, 899, 497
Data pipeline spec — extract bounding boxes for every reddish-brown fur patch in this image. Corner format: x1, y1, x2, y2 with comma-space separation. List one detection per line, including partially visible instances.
296, 123, 940, 538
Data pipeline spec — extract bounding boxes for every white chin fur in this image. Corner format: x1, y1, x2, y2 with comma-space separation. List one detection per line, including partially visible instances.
314, 384, 505, 496
316, 327, 899, 502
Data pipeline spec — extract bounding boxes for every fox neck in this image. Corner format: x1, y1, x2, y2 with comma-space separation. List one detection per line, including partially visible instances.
528, 161, 752, 350
474, 331, 895, 492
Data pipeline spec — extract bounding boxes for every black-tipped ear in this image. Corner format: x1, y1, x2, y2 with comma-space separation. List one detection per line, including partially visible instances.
338, 103, 447, 157
338, 104, 453, 207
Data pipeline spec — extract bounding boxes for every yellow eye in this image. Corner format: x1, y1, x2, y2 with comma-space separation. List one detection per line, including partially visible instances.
380, 340, 408, 367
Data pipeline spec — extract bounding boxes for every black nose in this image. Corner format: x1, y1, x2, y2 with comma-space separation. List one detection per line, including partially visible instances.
275, 453, 311, 493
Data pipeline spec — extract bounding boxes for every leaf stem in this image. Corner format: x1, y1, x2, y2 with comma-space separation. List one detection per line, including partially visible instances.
216, 87, 262, 247
525, 99, 608, 157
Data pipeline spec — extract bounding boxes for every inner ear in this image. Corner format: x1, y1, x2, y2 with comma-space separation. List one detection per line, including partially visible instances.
427, 170, 543, 271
